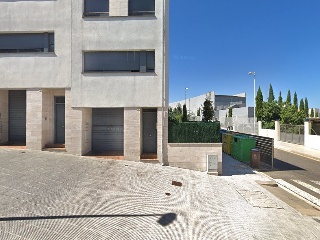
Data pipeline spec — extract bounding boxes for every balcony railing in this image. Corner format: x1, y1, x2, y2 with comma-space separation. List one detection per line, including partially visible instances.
0, 47, 54, 53
83, 12, 109, 17
129, 11, 155, 16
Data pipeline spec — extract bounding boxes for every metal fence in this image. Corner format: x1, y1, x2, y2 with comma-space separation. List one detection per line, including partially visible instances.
280, 124, 304, 145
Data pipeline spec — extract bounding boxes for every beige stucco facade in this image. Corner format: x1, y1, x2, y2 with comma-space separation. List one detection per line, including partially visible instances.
167, 143, 223, 175
0, 0, 169, 162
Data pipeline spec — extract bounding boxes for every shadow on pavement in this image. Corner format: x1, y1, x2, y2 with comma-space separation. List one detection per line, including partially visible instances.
157, 213, 177, 226
222, 153, 306, 175
272, 158, 306, 171
255, 158, 306, 172
0, 213, 177, 227
222, 153, 256, 176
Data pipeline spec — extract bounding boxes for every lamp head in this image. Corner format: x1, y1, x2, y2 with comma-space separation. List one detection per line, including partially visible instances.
248, 72, 256, 76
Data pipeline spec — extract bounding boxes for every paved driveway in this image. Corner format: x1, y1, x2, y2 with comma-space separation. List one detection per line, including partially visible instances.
0, 149, 319, 239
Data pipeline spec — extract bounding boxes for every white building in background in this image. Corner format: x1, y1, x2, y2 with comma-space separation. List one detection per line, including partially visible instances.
0, 0, 169, 162
170, 91, 246, 118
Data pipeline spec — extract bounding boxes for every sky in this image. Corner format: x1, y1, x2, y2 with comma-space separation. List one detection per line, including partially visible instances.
169, 0, 320, 108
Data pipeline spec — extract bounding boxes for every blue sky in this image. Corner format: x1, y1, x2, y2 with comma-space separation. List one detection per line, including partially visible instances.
169, 0, 320, 108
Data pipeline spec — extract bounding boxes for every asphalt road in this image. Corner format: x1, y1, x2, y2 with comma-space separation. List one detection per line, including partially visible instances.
264, 148, 320, 204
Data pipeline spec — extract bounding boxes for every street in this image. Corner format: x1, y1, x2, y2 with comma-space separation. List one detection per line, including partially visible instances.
263, 148, 320, 213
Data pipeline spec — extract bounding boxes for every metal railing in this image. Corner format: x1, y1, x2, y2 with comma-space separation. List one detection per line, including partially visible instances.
129, 11, 155, 16
83, 12, 110, 17
280, 124, 304, 145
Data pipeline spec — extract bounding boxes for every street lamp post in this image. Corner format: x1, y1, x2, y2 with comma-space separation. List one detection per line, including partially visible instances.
248, 72, 256, 134
185, 87, 188, 106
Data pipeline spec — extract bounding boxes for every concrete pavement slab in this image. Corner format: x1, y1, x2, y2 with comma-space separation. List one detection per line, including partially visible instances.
0, 149, 319, 239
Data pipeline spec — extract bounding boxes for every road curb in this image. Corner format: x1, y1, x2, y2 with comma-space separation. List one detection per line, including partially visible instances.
274, 146, 320, 163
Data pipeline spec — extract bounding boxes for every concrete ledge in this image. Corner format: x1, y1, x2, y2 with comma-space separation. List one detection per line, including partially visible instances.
167, 143, 222, 174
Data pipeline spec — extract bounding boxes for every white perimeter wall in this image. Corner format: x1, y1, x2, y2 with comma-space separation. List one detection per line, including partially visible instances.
305, 121, 320, 150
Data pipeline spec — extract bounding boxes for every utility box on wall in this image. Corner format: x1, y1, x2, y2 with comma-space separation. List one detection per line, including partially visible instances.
207, 153, 218, 175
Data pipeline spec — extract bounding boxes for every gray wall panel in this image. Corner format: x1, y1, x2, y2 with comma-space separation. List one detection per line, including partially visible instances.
92, 108, 124, 152
9, 90, 26, 142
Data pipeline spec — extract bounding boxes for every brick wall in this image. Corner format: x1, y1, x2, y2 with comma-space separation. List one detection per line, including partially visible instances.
109, 0, 128, 16
26, 90, 44, 150
65, 89, 82, 155
158, 108, 168, 165
26, 89, 66, 150
124, 107, 141, 161
65, 89, 92, 155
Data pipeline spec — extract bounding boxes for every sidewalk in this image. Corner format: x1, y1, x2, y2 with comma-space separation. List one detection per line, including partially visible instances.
0, 148, 319, 239
274, 141, 320, 161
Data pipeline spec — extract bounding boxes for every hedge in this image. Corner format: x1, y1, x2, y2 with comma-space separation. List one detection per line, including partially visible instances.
168, 122, 221, 143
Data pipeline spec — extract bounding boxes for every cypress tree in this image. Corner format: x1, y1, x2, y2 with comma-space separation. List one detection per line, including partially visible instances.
304, 98, 309, 117
268, 84, 275, 102
299, 99, 304, 112
316, 112, 319, 118
293, 92, 298, 110
311, 108, 315, 118
255, 86, 263, 121
286, 90, 291, 105
278, 91, 283, 106
182, 104, 188, 122
202, 96, 214, 122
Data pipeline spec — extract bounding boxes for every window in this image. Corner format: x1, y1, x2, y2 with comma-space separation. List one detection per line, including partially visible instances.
84, 51, 155, 73
0, 33, 54, 53
84, 0, 109, 17
129, 0, 155, 16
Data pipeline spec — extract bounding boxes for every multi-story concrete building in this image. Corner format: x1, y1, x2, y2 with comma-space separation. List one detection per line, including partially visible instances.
0, 0, 169, 162
170, 91, 246, 117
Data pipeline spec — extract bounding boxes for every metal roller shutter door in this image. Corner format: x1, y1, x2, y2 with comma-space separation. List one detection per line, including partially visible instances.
9, 90, 26, 142
92, 108, 124, 152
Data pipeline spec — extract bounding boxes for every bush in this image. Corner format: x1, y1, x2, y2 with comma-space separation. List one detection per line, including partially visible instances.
263, 121, 275, 129
168, 122, 221, 143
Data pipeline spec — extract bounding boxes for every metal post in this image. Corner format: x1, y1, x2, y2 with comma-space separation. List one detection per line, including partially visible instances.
254, 75, 256, 134
185, 87, 188, 106
248, 72, 256, 135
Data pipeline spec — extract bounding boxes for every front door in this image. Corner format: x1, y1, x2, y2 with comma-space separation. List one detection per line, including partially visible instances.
143, 110, 157, 153
55, 97, 65, 144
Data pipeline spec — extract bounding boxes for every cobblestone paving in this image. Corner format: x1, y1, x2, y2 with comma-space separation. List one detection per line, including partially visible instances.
0, 149, 319, 239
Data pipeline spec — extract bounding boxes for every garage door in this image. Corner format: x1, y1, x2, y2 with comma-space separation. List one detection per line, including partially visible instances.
9, 90, 26, 143
92, 108, 124, 152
